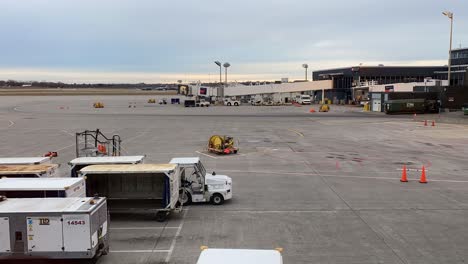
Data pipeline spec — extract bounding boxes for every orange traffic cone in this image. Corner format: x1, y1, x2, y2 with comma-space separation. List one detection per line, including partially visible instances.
309, 108, 316, 113
419, 166, 427, 184
424, 120, 428, 126
400, 165, 408, 182
432, 120, 435, 127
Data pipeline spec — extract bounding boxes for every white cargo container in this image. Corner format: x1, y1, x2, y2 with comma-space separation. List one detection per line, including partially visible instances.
69, 155, 145, 177
0, 164, 59, 178
0, 157, 52, 165
79, 164, 181, 221
197, 248, 283, 264
0, 197, 109, 260
0, 178, 85, 198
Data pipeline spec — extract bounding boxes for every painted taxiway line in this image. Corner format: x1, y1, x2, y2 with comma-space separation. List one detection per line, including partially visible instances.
165, 208, 189, 262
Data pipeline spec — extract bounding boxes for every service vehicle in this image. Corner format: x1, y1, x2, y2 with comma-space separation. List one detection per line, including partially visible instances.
195, 98, 211, 107
0, 178, 85, 198
0, 164, 59, 178
0, 197, 109, 260
295, 94, 311, 105
170, 157, 232, 205
208, 135, 238, 155
223, 98, 240, 106
0, 157, 52, 165
158, 98, 168, 104
78, 163, 181, 221
184, 98, 197, 107
197, 248, 283, 264
69, 155, 145, 177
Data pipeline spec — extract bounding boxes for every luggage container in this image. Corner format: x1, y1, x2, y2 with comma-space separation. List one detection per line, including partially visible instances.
384, 99, 426, 114
69, 155, 146, 177
79, 164, 181, 221
0, 197, 109, 260
0, 164, 59, 178
0, 157, 52, 165
0, 178, 85, 198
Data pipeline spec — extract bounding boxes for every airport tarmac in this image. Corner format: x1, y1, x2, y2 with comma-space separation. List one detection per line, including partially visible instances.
1, 95, 468, 264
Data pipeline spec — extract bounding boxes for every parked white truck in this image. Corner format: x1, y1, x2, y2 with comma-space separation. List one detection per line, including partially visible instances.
0, 197, 109, 261
295, 94, 311, 104
223, 98, 241, 106
170, 157, 232, 205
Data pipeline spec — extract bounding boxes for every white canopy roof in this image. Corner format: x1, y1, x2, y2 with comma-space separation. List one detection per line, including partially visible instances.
69, 155, 145, 165
0, 197, 104, 213
169, 157, 200, 165
0, 157, 51, 165
79, 164, 177, 175
0, 178, 83, 191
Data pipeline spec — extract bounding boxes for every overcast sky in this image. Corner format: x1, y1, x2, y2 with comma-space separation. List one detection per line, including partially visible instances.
0, 0, 467, 83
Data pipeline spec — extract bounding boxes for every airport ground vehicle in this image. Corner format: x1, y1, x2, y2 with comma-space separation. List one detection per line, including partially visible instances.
0, 178, 85, 198
159, 98, 168, 104
384, 99, 426, 114
184, 98, 196, 107
171, 98, 180, 104
319, 104, 330, 112
79, 164, 181, 221
195, 98, 211, 107
0, 164, 59, 178
197, 248, 283, 264
295, 94, 311, 105
463, 103, 468, 115
224, 98, 240, 106
208, 135, 238, 154
76, 129, 121, 157
0, 157, 51, 165
169, 157, 232, 205
0, 197, 109, 260
69, 155, 145, 177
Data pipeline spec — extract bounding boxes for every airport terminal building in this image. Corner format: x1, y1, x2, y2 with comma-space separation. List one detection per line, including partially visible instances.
312, 66, 447, 101
434, 47, 468, 86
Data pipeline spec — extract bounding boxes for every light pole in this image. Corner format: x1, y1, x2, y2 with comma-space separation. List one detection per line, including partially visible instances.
223, 62, 230, 85
302, 64, 309, 81
443, 11, 453, 86
214, 61, 222, 84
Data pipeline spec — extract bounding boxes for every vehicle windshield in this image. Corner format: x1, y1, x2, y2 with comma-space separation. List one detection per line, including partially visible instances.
196, 161, 207, 176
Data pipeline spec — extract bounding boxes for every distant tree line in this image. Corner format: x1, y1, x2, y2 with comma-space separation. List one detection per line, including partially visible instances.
0, 80, 179, 90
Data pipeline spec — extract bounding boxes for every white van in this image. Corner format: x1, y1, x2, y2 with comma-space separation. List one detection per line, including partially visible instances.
295, 94, 311, 105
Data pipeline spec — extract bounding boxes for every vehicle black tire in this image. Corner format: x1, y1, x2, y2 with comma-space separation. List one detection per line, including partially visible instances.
234, 102, 239, 106
227, 102, 232, 106
155, 211, 168, 222
211, 193, 224, 205
179, 191, 192, 205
